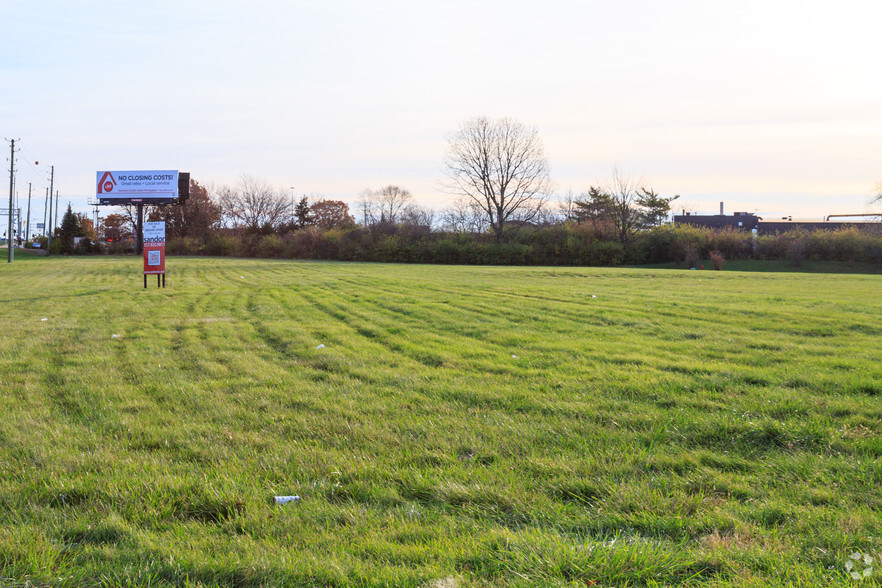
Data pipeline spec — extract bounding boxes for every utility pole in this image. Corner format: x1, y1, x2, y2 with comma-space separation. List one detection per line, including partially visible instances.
7, 138, 17, 263
47, 166, 54, 252
54, 190, 59, 236
42, 188, 48, 237
26, 183, 32, 243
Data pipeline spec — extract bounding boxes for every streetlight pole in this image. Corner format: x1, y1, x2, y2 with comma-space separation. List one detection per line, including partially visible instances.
289, 186, 295, 226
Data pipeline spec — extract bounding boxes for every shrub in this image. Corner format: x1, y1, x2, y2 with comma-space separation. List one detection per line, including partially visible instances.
48, 237, 65, 255
589, 240, 625, 266
786, 240, 807, 267
256, 234, 284, 258
74, 238, 96, 255
107, 240, 134, 255
167, 237, 202, 255
708, 228, 752, 260
685, 247, 700, 269
203, 233, 243, 257
709, 250, 725, 270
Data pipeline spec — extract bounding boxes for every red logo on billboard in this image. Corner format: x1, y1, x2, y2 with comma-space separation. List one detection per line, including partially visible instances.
98, 171, 117, 194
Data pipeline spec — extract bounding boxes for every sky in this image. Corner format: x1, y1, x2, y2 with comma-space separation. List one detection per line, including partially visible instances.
3, 0, 881, 228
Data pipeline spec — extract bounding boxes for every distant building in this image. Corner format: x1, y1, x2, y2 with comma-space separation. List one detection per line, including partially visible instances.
674, 206, 881, 234
673, 211, 759, 231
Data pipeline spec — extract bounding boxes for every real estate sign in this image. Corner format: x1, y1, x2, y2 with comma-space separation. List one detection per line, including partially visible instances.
96, 170, 179, 202
143, 221, 166, 275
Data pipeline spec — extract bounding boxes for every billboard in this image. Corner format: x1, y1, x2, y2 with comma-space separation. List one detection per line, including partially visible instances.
143, 221, 166, 275
96, 170, 179, 204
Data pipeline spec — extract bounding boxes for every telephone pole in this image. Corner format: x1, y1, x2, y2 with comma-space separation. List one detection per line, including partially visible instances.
26, 183, 32, 243
42, 188, 48, 237
47, 166, 54, 252
7, 138, 17, 263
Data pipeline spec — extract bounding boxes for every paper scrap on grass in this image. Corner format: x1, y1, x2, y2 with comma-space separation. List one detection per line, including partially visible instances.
111, 334, 120, 339
315, 344, 325, 349
275, 495, 300, 505
41, 318, 48, 321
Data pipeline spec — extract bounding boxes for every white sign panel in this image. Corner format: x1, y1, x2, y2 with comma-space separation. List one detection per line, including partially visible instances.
143, 221, 166, 243
96, 170, 178, 200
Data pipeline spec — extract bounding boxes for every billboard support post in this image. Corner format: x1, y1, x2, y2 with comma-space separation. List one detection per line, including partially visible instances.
136, 203, 144, 255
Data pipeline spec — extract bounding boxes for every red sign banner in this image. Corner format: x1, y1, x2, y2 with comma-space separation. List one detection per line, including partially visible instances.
143, 242, 165, 275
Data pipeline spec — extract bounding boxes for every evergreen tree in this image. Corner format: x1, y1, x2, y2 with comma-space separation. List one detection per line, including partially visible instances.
58, 204, 83, 253
293, 196, 313, 229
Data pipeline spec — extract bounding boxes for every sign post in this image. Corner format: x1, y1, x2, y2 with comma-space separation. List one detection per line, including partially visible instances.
143, 221, 166, 288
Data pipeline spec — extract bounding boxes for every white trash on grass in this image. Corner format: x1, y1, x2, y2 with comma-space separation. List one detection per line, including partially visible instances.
275, 495, 300, 505
315, 344, 325, 349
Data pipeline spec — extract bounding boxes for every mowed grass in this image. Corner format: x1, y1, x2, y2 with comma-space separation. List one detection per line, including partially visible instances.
0, 254, 880, 587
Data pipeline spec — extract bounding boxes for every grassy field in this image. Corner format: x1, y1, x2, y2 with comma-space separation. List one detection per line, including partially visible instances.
1, 253, 880, 587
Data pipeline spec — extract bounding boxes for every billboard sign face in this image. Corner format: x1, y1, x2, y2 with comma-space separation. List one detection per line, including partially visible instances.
143, 221, 166, 275
97, 170, 179, 203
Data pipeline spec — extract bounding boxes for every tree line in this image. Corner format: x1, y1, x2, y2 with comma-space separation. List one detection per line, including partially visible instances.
33, 115, 882, 266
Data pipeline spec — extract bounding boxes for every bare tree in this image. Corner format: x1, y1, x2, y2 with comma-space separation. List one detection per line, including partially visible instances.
361, 185, 418, 225
442, 116, 551, 242
400, 205, 435, 228
441, 197, 481, 233
557, 189, 578, 223
218, 175, 289, 232
602, 168, 646, 244
356, 190, 373, 226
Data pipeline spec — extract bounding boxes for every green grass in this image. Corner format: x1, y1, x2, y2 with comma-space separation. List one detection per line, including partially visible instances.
643, 258, 882, 274
1, 254, 880, 587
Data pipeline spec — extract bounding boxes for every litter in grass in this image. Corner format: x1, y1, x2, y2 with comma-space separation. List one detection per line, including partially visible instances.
512, 355, 518, 359
240, 276, 245, 278
428, 576, 459, 588
315, 344, 325, 349
41, 318, 48, 321
275, 495, 300, 505
845, 552, 875, 580
111, 334, 120, 339
592, 295, 597, 299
